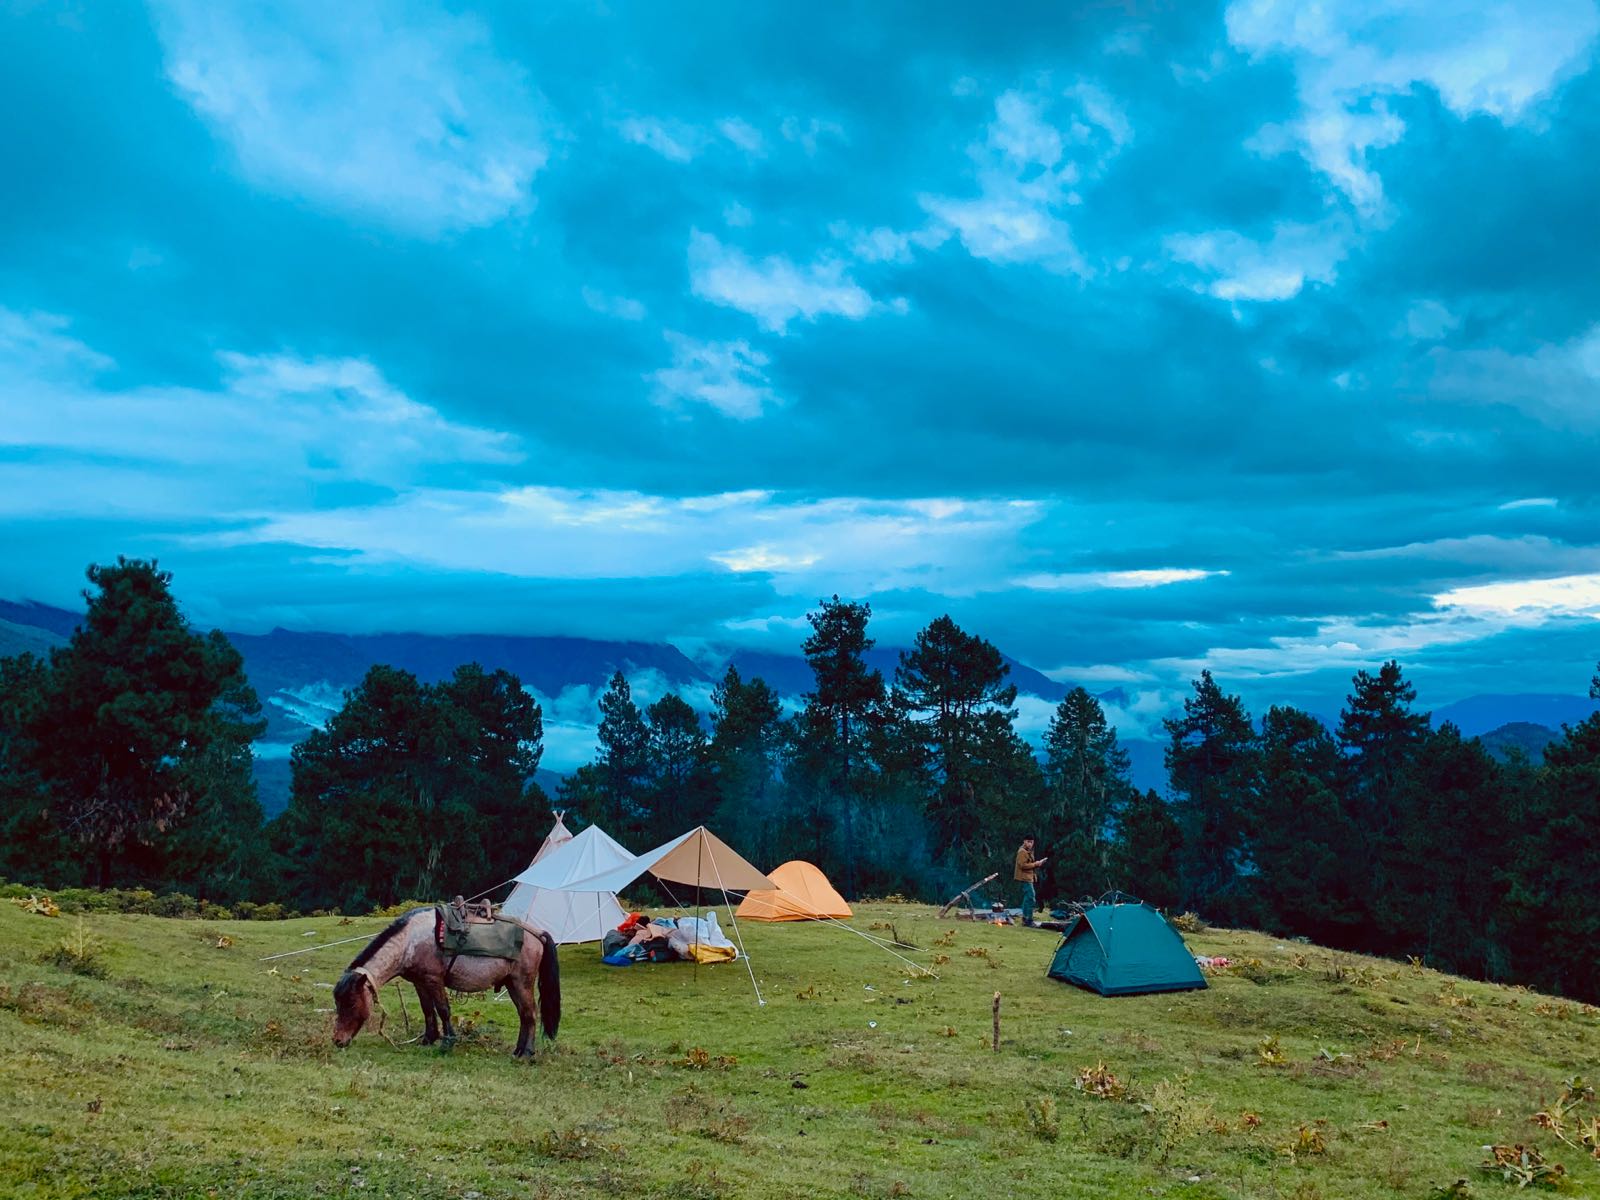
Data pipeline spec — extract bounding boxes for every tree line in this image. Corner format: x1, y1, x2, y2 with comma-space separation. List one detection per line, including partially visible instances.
2, 561, 1597, 1002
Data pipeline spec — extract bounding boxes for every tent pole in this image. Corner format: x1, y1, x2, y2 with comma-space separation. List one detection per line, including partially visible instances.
694, 831, 705, 987
709, 848, 764, 1007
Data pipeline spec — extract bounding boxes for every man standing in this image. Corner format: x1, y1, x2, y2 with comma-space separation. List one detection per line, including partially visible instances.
1014, 836, 1048, 928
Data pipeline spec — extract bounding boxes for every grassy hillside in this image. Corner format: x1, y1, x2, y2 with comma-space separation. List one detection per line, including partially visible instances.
2, 901, 1596, 1199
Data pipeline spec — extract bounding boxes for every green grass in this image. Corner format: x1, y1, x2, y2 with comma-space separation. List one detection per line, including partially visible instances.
1, 901, 1596, 1199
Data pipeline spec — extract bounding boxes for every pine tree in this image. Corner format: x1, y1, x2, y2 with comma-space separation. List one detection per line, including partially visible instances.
23, 559, 265, 888
596, 671, 650, 839
707, 666, 786, 867
1335, 660, 1430, 928
1505, 712, 1600, 1001
646, 692, 713, 833
0, 652, 70, 886
272, 662, 546, 912
794, 596, 887, 895
1338, 660, 1430, 832
1041, 687, 1131, 897
1108, 788, 1182, 909
894, 614, 1026, 870
1380, 724, 1510, 976
1164, 670, 1257, 916
1246, 705, 1362, 941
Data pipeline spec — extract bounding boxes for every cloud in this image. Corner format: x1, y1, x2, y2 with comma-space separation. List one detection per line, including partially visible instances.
648, 332, 778, 419
1435, 572, 1600, 619
1015, 568, 1229, 591
581, 287, 647, 321
1227, 0, 1600, 213
1427, 323, 1600, 429
617, 116, 704, 162
150, 0, 547, 234
618, 114, 769, 162
0, 311, 518, 509
717, 117, 765, 155
213, 488, 1046, 598
1403, 299, 1459, 340
779, 116, 846, 155
919, 82, 1129, 273
1165, 219, 1350, 302
0, 309, 114, 376
687, 230, 883, 333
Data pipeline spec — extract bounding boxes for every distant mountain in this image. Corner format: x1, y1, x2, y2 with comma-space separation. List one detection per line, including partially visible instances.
723, 645, 1068, 702
1121, 737, 1167, 795
0, 616, 64, 661
0, 600, 82, 640
1477, 722, 1560, 766
1433, 694, 1600, 736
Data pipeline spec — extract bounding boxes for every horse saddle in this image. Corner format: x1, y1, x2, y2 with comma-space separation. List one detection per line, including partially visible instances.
435, 901, 525, 961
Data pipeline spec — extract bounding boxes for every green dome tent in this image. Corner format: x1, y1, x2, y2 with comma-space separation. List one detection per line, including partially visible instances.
1047, 892, 1206, 997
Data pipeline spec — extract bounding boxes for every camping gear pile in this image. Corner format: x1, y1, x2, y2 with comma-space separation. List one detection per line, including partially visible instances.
1047, 891, 1207, 996
599, 910, 739, 966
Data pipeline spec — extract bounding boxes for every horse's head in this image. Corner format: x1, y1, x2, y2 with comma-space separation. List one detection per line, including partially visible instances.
332, 970, 375, 1047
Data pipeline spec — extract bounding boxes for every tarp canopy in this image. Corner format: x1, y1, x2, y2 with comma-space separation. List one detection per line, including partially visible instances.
1047, 894, 1206, 997
502, 822, 635, 944
559, 826, 774, 896
737, 860, 852, 921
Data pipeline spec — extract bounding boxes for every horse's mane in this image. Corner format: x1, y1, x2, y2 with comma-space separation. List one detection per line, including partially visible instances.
345, 907, 430, 973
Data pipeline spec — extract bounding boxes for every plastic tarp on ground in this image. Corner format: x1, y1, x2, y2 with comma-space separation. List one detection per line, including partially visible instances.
558, 826, 775, 896
1047, 895, 1206, 997
736, 860, 852, 921
502, 822, 634, 944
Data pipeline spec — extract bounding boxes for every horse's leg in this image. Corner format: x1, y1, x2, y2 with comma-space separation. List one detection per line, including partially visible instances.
429, 977, 456, 1042
507, 968, 537, 1058
414, 980, 441, 1045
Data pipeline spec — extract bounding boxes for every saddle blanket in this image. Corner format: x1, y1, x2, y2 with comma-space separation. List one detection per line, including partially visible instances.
435, 904, 526, 960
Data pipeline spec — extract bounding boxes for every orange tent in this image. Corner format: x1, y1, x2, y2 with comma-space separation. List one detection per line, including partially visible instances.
736, 860, 852, 922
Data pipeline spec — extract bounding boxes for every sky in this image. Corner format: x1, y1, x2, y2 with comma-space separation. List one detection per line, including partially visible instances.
3, 0, 1600, 735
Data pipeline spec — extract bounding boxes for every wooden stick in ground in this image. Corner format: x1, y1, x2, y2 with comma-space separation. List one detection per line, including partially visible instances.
992, 991, 1001, 1052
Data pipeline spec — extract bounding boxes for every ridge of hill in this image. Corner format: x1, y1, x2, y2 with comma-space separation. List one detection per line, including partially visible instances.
1, 900, 1595, 1199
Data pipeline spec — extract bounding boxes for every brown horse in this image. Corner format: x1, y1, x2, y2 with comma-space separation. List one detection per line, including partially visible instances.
332, 908, 560, 1057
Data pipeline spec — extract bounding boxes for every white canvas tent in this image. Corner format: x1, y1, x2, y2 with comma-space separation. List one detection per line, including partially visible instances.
502, 820, 635, 945
559, 826, 775, 1004
527, 812, 575, 867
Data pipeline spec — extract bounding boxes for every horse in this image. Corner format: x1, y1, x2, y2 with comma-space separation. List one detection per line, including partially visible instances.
332, 907, 560, 1057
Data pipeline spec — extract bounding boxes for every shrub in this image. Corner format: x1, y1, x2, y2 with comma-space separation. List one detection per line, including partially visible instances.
1171, 911, 1206, 933
1140, 1075, 1215, 1162
151, 893, 198, 918
38, 917, 106, 978
1025, 1095, 1061, 1142
1074, 1062, 1127, 1101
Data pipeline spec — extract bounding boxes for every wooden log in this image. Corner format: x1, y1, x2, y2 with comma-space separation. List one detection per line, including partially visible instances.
939, 873, 999, 919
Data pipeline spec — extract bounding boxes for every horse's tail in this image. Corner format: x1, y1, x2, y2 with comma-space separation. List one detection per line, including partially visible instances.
537, 930, 560, 1040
